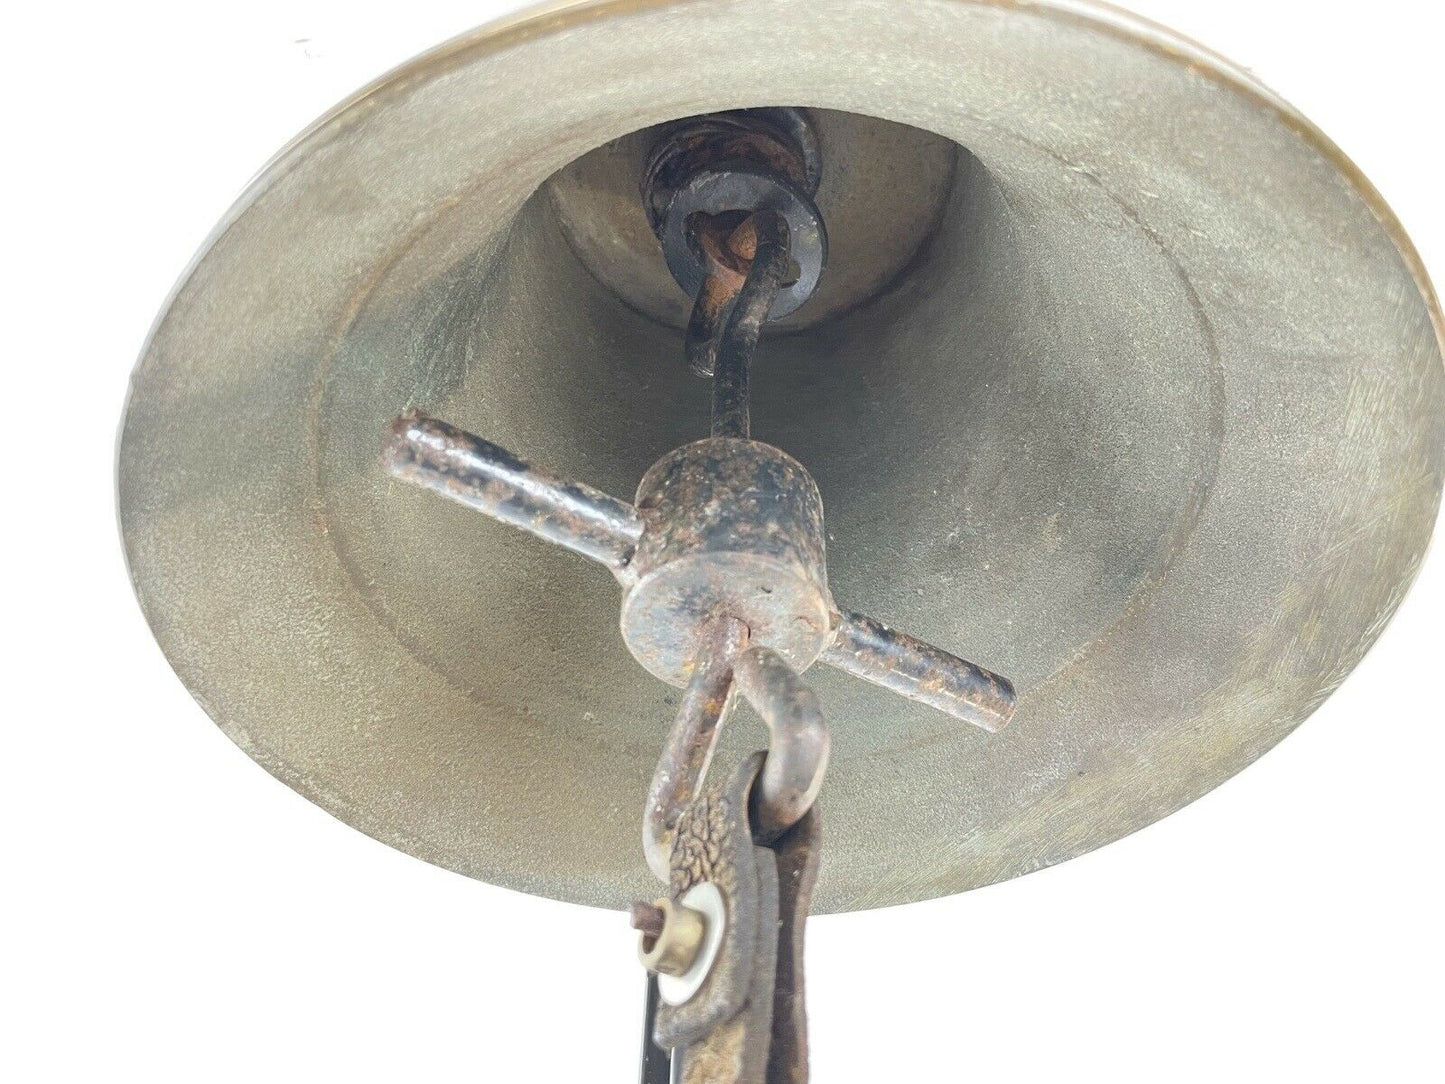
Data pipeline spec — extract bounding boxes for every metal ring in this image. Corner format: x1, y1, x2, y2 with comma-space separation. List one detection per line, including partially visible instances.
747, 107, 822, 195
642, 631, 829, 879
733, 646, 830, 842
640, 108, 821, 233
660, 163, 827, 321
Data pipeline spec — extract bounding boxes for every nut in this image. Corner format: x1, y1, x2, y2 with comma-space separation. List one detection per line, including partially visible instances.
636, 897, 707, 977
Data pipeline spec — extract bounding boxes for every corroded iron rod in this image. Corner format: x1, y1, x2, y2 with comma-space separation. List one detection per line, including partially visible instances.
710, 211, 790, 440
382, 411, 643, 572
642, 616, 748, 881
822, 610, 1016, 733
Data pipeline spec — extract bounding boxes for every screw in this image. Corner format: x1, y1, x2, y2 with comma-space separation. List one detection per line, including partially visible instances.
630, 900, 666, 939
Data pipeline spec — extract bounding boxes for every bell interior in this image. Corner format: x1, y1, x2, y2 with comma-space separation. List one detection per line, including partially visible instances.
322, 105, 1222, 751
119, 0, 1444, 911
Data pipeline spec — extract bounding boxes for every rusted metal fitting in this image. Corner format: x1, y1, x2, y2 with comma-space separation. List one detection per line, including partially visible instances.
636, 896, 708, 977
382, 412, 643, 570
643, 109, 826, 320
642, 616, 747, 880
385, 133, 1010, 896
630, 900, 667, 939
382, 414, 1016, 738
685, 210, 792, 381
733, 646, 830, 843
622, 438, 832, 686
642, 625, 831, 880
641, 108, 820, 235
823, 610, 1015, 733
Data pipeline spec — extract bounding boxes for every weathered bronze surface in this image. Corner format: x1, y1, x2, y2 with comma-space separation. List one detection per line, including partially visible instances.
118, 0, 1444, 911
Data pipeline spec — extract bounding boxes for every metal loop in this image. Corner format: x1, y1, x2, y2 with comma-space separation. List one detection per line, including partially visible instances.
732, 646, 830, 844
685, 210, 792, 381
643, 626, 830, 880
643, 617, 747, 881
660, 163, 825, 321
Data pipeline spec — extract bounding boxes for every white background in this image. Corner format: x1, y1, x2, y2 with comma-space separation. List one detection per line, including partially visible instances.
4, 1, 1442, 1080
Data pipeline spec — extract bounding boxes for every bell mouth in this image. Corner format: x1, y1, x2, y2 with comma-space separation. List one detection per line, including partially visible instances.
119, 0, 1443, 912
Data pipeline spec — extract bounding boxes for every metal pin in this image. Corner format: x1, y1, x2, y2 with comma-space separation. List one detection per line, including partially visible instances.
821, 609, 1016, 732
382, 412, 643, 572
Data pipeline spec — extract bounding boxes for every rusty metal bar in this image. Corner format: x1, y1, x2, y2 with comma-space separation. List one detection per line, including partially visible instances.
822, 610, 1016, 733
643, 616, 748, 881
733, 646, 830, 843
382, 411, 643, 572
684, 269, 737, 379
710, 212, 790, 440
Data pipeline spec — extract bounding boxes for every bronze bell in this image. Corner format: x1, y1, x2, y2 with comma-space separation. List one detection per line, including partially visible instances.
117, 2, 1442, 1073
